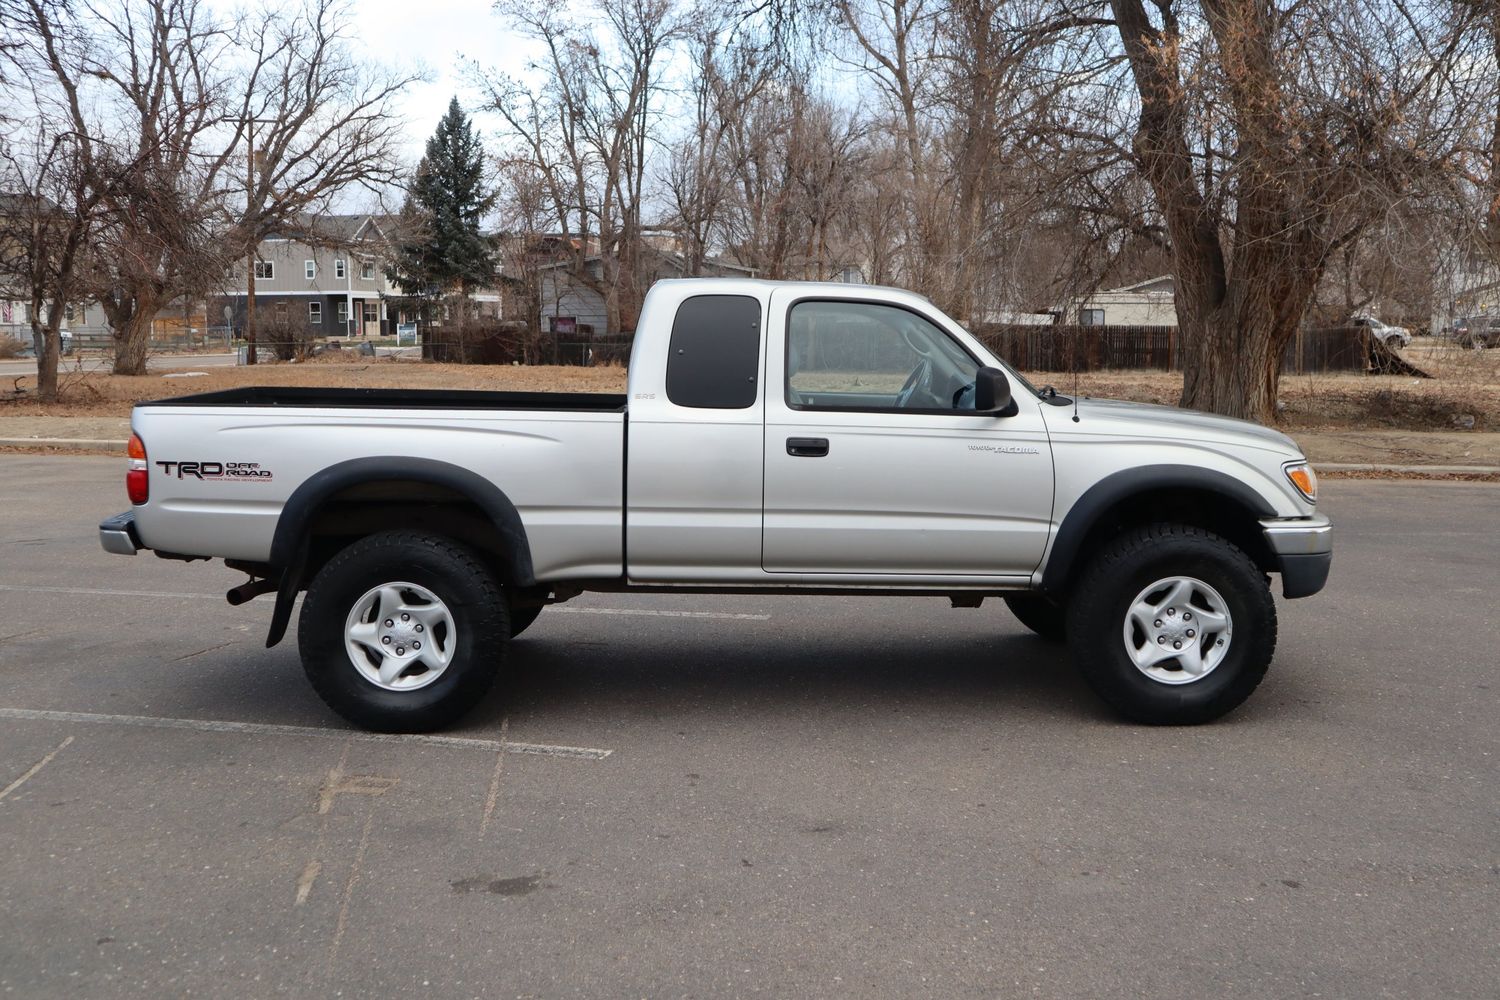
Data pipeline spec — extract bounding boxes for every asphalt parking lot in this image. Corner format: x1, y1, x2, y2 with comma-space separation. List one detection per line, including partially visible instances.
0, 454, 1496, 998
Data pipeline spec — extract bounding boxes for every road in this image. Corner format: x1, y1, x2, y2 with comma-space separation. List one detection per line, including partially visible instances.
0, 346, 418, 377
0, 456, 1495, 998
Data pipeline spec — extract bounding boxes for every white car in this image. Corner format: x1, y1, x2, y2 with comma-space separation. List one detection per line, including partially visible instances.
1351, 316, 1411, 349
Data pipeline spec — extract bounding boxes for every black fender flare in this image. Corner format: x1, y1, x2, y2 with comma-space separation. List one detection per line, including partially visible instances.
263, 457, 535, 648
1039, 465, 1277, 596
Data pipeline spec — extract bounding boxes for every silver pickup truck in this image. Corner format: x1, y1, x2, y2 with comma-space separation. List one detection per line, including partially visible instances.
99, 279, 1330, 731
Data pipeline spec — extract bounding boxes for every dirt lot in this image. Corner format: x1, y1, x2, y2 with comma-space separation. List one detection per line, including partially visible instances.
2, 340, 1497, 468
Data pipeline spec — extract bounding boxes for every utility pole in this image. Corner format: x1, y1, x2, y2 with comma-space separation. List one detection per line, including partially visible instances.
234, 116, 278, 365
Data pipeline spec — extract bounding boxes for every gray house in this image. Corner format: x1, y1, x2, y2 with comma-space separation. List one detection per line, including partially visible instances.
214, 215, 394, 339
539, 249, 755, 334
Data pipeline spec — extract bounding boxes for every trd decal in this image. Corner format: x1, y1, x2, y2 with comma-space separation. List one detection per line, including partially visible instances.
156, 460, 273, 481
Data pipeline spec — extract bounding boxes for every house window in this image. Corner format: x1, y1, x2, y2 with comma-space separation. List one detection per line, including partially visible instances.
335, 259, 347, 279
360, 260, 374, 280
309, 302, 322, 324
305, 260, 316, 280
337, 301, 348, 325
1079, 308, 1105, 326
254, 260, 274, 280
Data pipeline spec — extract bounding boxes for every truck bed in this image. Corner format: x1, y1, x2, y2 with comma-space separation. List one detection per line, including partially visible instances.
142, 386, 628, 412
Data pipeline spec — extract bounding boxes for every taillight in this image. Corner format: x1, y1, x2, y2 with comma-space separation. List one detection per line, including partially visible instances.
126, 433, 148, 505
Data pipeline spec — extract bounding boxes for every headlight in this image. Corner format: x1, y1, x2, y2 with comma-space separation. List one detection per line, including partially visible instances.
1284, 461, 1317, 503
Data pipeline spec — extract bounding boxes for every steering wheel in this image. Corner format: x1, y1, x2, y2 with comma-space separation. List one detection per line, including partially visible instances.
895, 358, 932, 408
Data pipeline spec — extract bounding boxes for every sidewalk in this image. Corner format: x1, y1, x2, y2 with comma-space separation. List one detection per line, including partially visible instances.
1, 416, 1497, 477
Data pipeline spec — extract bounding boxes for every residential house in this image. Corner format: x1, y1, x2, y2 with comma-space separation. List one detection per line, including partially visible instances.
538, 248, 756, 335
214, 215, 395, 339
1069, 275, 1178, 327
1433, 240, 1500, 335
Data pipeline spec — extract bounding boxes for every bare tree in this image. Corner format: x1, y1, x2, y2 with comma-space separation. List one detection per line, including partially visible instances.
8, 0, 414, 374
0, 133, 98, 400
488, 0, 683, 334
1079, 0, 1492, 420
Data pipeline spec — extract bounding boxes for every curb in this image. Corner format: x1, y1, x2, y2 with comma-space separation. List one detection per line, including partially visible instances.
1313, 462, 1500, 475
0, 437, 124, 451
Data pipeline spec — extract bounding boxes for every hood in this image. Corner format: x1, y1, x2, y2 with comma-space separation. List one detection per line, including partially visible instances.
1051, 397, 1302, 455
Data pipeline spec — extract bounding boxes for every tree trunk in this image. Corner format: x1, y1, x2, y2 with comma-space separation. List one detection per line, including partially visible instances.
29, 311, 62, 402
1176, 271, 1306, 424
112, 306, 155, 375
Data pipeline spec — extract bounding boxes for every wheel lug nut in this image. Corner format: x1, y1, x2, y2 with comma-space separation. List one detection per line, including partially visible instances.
401, 613, 410, 622
1157, 636, 1166, 644
1186, 629, 1195, 638
1173, 641, 1182, 649
415, 624, 424, 632
1154, 619, 1163, 627
384, 619, 394, 627
412, 641, 421, 650
1167, 608, 1175, 616
381, 636, 391, 645
1183, 612, 1191, 621
396, 646, 405, 655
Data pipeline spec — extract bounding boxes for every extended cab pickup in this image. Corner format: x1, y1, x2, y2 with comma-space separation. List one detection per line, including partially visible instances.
99, 279, 1331, 731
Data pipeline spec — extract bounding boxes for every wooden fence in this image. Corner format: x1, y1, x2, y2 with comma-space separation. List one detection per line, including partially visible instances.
972, 324, 1373, 374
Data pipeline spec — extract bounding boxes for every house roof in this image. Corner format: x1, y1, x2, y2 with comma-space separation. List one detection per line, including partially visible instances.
536, 246, 756, 276
266, 213, 386, 245
1099, 274, 1175, 295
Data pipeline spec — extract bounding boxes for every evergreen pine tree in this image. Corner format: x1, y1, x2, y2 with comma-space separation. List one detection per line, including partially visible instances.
387, 98, 497, 301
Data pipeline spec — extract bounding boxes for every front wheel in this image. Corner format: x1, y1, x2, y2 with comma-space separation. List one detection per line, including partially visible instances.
298, 531, 509, 732
1065, 523, 1276, 725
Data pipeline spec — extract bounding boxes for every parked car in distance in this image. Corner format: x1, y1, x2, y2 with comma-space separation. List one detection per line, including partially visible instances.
1454, 315, 1500, 350
1350, 315, 1411, 349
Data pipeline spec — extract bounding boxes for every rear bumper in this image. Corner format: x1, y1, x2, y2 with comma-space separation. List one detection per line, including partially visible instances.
1261, 514, 1332, 598
99, 511, 143, 556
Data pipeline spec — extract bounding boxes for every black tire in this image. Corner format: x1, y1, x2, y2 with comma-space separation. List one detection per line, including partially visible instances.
298, 531, 509, 732
1003, 594, 1067, 641
508, 602, 543, 638
1065, 523, 1276, 725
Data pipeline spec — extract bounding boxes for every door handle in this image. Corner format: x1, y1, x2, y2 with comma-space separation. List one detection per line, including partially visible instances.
787, 437, 829, 458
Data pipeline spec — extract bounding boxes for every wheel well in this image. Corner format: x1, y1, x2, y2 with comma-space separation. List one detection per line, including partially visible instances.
1055, 487, 1277, 595
301, 480, 519, 586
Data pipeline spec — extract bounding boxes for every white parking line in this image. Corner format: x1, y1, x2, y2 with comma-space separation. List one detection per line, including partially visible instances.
0, 585, 770, 620
549, 606, 770, 621
0, 735, 75, 803
0, 708, 612, 759
0, 584, 221, 600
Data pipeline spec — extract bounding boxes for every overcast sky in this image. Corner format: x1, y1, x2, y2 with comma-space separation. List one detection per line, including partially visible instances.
354, 0, 534, 166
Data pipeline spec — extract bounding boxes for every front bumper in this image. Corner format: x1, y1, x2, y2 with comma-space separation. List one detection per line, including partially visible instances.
1261, 514, 1332, 598
99, 511, 143, 555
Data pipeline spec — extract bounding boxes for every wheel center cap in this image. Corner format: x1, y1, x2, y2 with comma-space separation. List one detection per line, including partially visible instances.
387, 622, 420, 645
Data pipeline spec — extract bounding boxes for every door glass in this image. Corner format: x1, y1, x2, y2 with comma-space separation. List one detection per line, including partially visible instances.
787, 300, 979, 411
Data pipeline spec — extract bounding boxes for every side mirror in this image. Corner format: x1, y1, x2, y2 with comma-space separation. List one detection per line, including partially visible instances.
973, 366, 1014, 415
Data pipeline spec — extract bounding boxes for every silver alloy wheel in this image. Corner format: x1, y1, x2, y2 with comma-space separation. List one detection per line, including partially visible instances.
1122, 575, 1233, 685
343, 581, 456, 691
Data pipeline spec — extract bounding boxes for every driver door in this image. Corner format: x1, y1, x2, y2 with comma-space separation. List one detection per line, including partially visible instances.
762, 291, 1054, 579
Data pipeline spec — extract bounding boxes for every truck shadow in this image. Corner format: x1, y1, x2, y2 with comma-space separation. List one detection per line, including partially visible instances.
476, 630, 1107, 727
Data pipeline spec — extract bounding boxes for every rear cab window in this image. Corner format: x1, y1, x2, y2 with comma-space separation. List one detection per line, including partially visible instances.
665, 295, 762, 409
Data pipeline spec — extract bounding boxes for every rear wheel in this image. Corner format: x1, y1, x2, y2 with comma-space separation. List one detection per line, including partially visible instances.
298, 531, 508, 732
1065, 523, 1276, 725
1003, 594, 1067, 641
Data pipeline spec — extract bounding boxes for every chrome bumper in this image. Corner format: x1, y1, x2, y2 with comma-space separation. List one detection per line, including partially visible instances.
99, 511, 142, 556
1260, 514, 1332, 598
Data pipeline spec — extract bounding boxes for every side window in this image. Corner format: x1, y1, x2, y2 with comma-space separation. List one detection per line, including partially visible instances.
787, 300, 979, 411
665, 295, 762, 409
